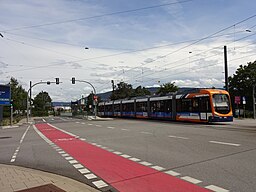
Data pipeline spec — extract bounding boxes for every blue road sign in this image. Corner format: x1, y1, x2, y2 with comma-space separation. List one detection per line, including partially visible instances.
0, 85, 11, 105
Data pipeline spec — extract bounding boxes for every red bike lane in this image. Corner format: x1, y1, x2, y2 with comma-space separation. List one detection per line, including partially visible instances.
35, 123, 211, 192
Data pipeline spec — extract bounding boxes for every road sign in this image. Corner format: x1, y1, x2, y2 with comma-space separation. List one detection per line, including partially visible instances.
234, 96, 240, 104
0, 84, 11, 105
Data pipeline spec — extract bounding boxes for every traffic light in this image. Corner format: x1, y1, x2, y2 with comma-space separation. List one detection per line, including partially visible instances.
72, 77, 75, 84
56, 78, 59, 84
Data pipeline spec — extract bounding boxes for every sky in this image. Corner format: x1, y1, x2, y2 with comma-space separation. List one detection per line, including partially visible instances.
0, 0, 256, 102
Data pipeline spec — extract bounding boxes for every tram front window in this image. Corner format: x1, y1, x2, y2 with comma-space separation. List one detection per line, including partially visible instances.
212, 94, 230, 114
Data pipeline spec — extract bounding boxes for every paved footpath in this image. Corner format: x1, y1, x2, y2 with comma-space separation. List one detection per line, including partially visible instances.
0, 164, 99, 192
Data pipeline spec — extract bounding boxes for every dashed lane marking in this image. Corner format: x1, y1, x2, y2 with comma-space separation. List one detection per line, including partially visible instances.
205, 185, 229, 192
42, 118, 46, 122
92, 180, 108, 189
78, 168, 90, 174
151, 165, 165, 171
95, 125, 102, 127
121, 154, 131, 158
129, 157, 141, 162
168, 135, 189, 140
140, 131, 153, 135
165, 170, 181, 176
73, 164, 84, 169
85, 173, 97, 179
181, 176, 202, 184
107, 126, 115, 129
139, 161, 153, 166
65, 157, 73, 160
209, 140, 241, 147
69, 160, 78, 164
10, 125, 30, 163
113, 151, 122, 155
121, 128, 129, 131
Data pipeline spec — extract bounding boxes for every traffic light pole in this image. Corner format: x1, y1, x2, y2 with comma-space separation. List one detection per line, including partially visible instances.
73, 79, 97, 119
26, 81, 58, 123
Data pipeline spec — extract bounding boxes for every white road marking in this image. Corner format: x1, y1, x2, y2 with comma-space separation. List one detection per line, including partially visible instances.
78, 168, 90, 174
168, 135, 189, 140
84, 173, 97, 179
88, 124, 93, 126
58, 151, 65, 154
10, 125, 30, 163
121, 128, 129, 131
141, 131, 153, 135
205, 185, 229, 192
80, 138, 86, 141
65, 157, 73, 160
51, 118, 54, 121
129, 157, 141, 162
139, 161, 152, 166
42, 119, 46, 122
113, 151, 122, 155
95, 125, 102, 127
56, 148, 62, 151
181, 176, 202, 184
101, 146, 107, 149
121, 154, 131, 158
107, 149, 114, 152
96, 144, 102, 147
164, 170, 180, 176
73, 164, 84, 169
92, 180, 108, 189
107, 126, 115, 129
20, 125, 30, 144
62, 153, 69, 157
76, 122, 80, 124
69, 160, 78, 164
151, 165, 165, 171
209, 141, 241, 147
81, 123, 85, 125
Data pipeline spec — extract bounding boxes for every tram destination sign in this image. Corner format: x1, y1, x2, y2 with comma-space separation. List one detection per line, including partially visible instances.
0, 84, 11, 105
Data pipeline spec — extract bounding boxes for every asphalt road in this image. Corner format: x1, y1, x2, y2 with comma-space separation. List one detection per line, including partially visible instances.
1, 117, 256, 192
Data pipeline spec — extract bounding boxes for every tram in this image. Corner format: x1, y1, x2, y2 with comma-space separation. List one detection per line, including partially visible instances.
98, 89, 233, 123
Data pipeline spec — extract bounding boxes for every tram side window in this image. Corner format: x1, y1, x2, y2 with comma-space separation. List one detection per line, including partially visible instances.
114, 104, 120, 112
164, 100, 172, 112
176, 100, 182, 112
136, 102, 147, 112
105, 105, 113, 112
199, 97, 211, 112
98, 105, 104, 112
150, 100, 166, 112
192, 98, 199, 112
182, 99, 192, 112
123, 103, 134, 112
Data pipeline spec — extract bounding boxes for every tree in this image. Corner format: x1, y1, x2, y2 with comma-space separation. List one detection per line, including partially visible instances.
110, 82, 133, 100
228, 61, 256, 114
131, 86, 151, 97
3, 78, 27, 117
33, 91, 52, 116
156, 82, 178, 96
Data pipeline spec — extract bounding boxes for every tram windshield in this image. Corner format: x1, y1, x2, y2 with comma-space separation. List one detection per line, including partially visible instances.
212, 94, 230, 114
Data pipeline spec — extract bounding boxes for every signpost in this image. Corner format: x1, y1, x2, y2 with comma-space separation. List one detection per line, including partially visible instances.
0, 85, 11, 105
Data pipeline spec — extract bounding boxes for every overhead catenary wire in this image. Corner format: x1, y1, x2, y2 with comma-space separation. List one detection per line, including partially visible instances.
1, 0, 193, 32
96, 32, 256, 91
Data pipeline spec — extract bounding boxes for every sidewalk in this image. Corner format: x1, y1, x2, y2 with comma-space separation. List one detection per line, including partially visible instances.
0, 164, 99, 192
